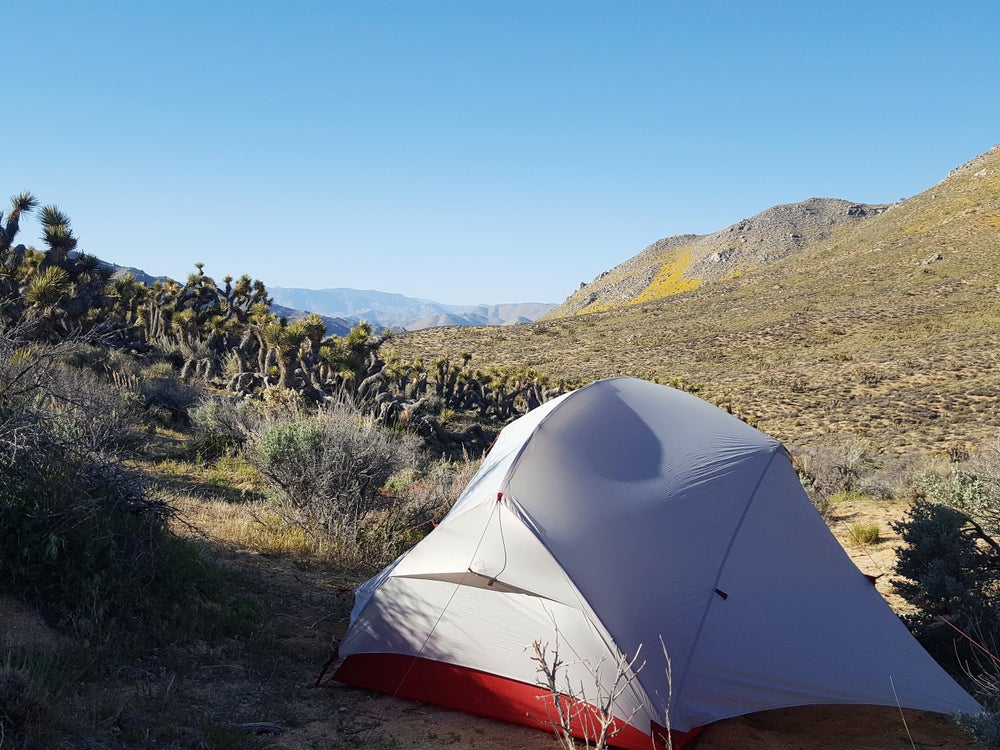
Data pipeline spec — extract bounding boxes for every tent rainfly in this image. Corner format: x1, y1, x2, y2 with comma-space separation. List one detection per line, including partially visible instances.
334, 377, 980, 748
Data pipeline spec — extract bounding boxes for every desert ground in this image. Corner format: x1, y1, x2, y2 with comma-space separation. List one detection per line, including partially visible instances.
0, 497, 985, 749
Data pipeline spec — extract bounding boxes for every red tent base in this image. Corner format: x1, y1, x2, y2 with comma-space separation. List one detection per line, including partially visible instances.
334, 652, 703, 749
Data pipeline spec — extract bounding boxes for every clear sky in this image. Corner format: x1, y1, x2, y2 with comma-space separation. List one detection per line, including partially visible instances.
6, 1, 998, 305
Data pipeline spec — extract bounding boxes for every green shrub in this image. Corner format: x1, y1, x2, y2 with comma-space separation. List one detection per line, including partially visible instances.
895, 454, 1000, 714
893, 501, 996, 626
360, 457, 481, 563
248, 400, 422, 560
0, 436, 209, 641
919, 466, 1000, 535
188, 396, 260, 459
0, 459, 257, 645
957, 710, 1000, 746
0, 330, 258, 644
892, 498, 1000, 694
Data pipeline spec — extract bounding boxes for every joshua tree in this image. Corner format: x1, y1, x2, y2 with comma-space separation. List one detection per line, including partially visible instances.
221, 273, 270, 324
105, 273, 148, 327
23, 266, 72, 337
319, 321, 386, 389
0, 191, 37, 253
263, 319, 309, 390
60, 252, 113, 332
37, 205, 78, 270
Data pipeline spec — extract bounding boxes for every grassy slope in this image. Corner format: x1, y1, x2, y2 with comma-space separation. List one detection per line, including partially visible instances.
388, 146, 1000, 455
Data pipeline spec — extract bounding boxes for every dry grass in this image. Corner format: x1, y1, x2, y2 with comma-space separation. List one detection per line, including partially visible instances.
846, 521, 881, 547
169, 492, 318, 558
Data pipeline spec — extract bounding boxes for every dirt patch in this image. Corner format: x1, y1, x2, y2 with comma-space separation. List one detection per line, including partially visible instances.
830, 498, 914, 612
270, 689, 549, 750
0, 595, 66, 650
279, 687, 980, 750
697, 704, 976, 749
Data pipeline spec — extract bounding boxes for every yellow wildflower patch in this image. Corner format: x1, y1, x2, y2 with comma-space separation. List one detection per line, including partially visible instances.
632, 246, 702, 304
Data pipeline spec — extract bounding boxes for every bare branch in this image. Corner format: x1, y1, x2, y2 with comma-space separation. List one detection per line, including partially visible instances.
529, 628, 646, 750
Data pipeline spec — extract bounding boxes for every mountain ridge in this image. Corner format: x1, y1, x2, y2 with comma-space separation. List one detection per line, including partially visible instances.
267, 286, 554, 331
548, 197, 891, 318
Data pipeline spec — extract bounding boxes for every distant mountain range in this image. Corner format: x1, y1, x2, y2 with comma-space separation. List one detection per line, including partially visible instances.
268, 287, 554, 333
104, 266, 554, 335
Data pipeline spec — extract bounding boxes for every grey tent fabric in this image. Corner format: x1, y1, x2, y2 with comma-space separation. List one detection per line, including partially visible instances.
338, 377, 980, 736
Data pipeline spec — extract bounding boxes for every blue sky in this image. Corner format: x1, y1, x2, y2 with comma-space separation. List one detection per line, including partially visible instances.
6, 2, 998, 305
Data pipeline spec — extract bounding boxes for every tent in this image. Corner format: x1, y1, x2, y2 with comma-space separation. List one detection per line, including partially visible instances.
334, 377, 980, 748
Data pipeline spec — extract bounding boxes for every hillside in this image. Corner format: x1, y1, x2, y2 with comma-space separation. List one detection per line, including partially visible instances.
387, 145, 1000, 456
549, 197, 890, 317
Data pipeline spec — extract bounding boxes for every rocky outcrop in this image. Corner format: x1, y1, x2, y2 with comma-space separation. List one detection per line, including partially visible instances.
685, 197, 891, 282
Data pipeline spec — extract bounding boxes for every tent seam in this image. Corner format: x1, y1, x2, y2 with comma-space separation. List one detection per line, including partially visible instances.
503, 490, 658, 725
391, 501, 504, 697
671, 445, 781, 719
495, 380, 659, 727
495, 377, 624, 500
